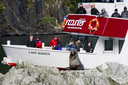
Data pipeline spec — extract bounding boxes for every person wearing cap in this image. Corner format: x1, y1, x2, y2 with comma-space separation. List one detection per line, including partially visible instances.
111, 9, 120, 18
91, 4, 99, 15
27, 34, 36, 47
76, 3, 87, 14
121, 7, 128, 18
36, 36, 43, 48
99, 8, 109, 17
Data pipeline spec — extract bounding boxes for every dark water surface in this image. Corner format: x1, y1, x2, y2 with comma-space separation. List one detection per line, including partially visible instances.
0, 34, 70, 74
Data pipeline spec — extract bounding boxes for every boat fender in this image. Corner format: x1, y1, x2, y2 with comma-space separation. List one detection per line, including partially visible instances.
7, 40, 11, 45
1, 57, 11, 65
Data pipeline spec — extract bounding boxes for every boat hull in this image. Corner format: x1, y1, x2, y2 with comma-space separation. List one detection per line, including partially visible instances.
3, 45, 128, 68
2, 45, 70, 68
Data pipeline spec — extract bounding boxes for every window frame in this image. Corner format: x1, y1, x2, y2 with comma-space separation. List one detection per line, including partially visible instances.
103, 38, 114, 54
119, 39, 124, 54
116, 0, 123, 2
84, 36, 99, 52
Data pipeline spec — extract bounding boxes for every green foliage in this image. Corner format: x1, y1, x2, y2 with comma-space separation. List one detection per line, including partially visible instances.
62, 0, 80, 13
50, 0, 56, 4
45, 0, 56, 4
0, 2, 4, 13
40, 17, 57, 26
26, 0, 34, 8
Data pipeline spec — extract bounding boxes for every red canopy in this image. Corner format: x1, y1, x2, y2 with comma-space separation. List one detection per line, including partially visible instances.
63, 14, 128, 38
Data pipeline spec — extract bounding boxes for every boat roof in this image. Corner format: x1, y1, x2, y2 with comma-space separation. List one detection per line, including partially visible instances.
63, 14, 128, 38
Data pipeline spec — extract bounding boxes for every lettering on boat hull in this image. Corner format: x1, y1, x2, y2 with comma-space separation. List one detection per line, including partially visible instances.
28, 51, 50, 55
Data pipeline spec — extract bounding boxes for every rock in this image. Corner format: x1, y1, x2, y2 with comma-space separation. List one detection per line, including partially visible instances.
0, 73, 4, 85
1, 61, 128, 85
0, 0, 72, 35
16, 60, 32, 69
96, 62, 128, 85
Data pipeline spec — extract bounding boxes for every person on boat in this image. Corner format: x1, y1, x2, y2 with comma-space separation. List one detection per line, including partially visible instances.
76, 3, 87, 14
121, 7, 128, 18
62, 15, 68, 28
99, 8, 109, 17
27, 34, 36, 47
91, 4, 99, 15
111, 9, 121, 18
75, 39, 83, 52
54, 39, 62, 50
66, 40, 76, 51
36, 36, 43, 48
50, 36, 59, 50
86, 42, 93, 53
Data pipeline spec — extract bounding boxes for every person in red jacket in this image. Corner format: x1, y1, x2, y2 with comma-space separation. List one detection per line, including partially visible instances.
50, 36, 59, 50
36, 36, 43, 48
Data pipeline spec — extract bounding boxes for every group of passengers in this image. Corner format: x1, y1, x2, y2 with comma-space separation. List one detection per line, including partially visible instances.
76, 3, 128, 18
27, 35, 93, 53
27, 34, 43, 48
66, 40, 93, 53
50, 36, 93, 52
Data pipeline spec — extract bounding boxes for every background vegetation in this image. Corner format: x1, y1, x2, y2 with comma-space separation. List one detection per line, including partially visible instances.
40, 17, 57, 26
0, 1, 3, 13
0, 0, 81, 35
62, 0, 80, 13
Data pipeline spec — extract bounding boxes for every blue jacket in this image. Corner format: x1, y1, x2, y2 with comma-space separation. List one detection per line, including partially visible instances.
66, 43, 76, 51
54, 43, 62, 50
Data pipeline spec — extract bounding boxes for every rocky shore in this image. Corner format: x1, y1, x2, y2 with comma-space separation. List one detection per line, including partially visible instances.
0, 60, 128, 85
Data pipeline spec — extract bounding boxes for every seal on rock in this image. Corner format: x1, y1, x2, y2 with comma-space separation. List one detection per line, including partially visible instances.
69, 49, 84, 70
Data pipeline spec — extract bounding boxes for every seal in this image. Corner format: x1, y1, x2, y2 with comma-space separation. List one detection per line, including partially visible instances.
69, 49, 84, 70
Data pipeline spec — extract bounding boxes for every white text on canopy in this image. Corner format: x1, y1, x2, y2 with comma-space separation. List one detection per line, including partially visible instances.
65, 18, 86, 27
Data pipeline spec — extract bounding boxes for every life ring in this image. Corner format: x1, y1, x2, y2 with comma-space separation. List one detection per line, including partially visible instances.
88, 18, 99, 31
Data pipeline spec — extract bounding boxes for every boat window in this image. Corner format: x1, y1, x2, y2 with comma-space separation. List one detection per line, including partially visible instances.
78, 36, 86, 45
80, 0, 114, 3
119, 40, 124, 53
84, 36, 98, 52
70, 35, 79, 42
69, 35, 86, 45
116, 0, 123, 2
66, 35, 78, 46
104, 39, 113, 51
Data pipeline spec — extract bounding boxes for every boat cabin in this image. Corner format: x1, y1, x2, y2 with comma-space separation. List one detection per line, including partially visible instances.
63, 14, 128, 55
62, 0, 128, 55
80, 0, 128, 16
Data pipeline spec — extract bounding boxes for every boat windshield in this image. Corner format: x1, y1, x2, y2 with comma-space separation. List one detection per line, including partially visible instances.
80, 0, 115, 3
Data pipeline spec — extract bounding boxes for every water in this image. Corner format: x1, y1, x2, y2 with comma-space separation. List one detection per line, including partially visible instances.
0, 34, 70, 74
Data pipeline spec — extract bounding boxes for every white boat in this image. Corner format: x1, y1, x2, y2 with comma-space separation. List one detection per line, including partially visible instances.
2, 0, 128, 69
